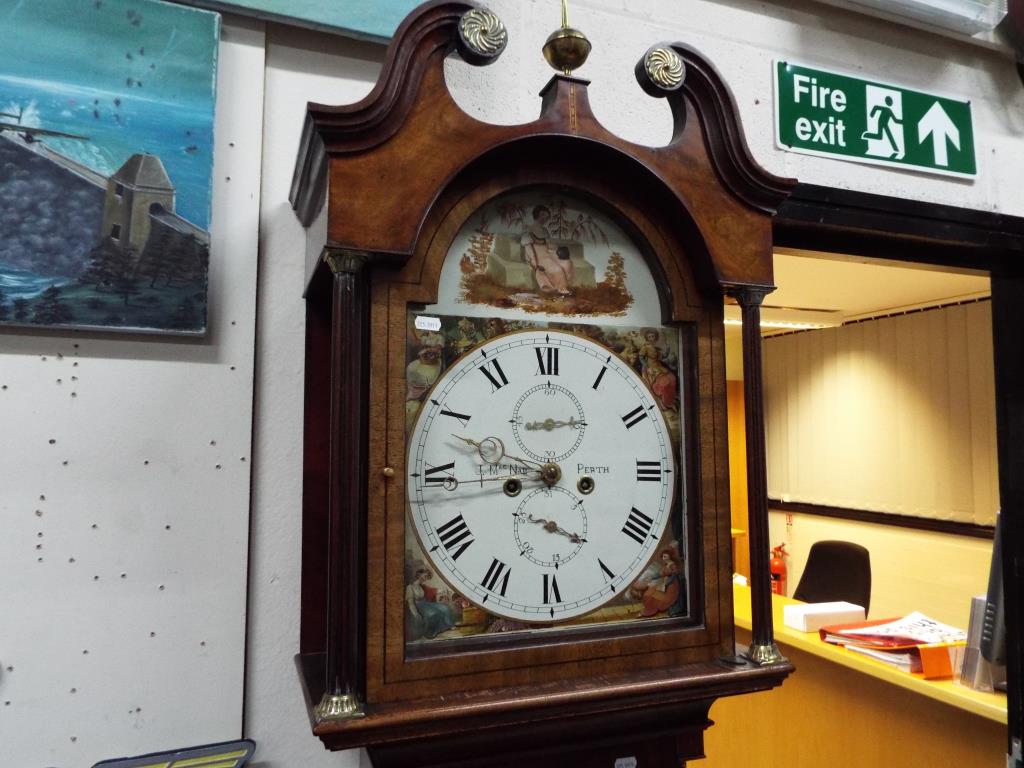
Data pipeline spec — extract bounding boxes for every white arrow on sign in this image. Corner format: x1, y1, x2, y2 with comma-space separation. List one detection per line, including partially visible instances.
917, 102, 960, 167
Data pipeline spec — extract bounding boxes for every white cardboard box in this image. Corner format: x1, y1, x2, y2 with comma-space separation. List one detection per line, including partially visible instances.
783, 601, 866, 633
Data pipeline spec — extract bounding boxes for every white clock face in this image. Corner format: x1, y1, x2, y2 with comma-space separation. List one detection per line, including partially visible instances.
407, 330, 675, 623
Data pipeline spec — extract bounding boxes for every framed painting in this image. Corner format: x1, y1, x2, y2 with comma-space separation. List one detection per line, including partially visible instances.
173, 1, 421, 41
0, 0, 218, 335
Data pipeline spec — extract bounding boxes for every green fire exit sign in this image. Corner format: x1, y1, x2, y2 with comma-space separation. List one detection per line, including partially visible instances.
775, 61, 976, 178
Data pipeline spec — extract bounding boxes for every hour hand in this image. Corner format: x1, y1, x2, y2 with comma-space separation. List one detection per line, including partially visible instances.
449, 434, 546, 471
450, 434, 506, 464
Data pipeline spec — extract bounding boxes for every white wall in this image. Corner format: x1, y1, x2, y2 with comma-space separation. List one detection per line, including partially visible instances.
4, 1, 1021, 767
440, 0, 1024, 215
0, 16, 264, 767
245, 24, 381, 768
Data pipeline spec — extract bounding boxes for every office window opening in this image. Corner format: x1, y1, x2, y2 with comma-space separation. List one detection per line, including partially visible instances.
725, 251, 995, 530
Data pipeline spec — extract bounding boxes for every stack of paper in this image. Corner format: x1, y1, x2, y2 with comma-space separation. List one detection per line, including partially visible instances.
820, 613, 967, 678
783, 601, 865, 632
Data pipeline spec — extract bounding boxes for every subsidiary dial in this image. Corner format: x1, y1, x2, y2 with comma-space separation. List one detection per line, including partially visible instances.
511, 382, 587, 462
513, 486, 588, 567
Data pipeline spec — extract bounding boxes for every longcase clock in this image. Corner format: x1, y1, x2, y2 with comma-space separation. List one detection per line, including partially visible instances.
290, 2, 793, 765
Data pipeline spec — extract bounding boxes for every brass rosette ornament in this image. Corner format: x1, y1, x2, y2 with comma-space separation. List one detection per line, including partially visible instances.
635, 44, 686, 98
457, 7, 508, 66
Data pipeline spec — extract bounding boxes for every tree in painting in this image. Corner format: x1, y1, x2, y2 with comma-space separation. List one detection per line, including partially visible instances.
459, 193, 633, 316
32, 286, 74, 325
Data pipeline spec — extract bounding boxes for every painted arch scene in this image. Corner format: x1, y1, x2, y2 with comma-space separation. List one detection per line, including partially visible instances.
0, 0, 219, 334
445, 189, 644, 319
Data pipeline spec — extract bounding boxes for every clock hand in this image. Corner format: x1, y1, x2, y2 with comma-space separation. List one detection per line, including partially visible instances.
425, 472, 542, 492
526, 514, 587, 544
501, 450, 548, 471
450, 434, 506, 464
449, 434, 547, 471
523, 416, 587, 431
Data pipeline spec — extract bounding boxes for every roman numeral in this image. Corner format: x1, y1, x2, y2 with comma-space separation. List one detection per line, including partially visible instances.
432, 400, 471, 426
622, 507, 655, 544
535, 347, 559, 376
435, 514, 474, 560
598, 558, 616, 582
592, 359, 610, 390
479, 358, 509, 392
621, 405, 649, 429
543, 573, 562, 604
636, 460, 663, 482
481, 558, 510, 596
423, 461, 455, 485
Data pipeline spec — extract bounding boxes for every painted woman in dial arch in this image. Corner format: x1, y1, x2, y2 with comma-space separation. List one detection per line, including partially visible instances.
405, 565, 459, 641
521, 205, 574, 295
405, 342, 443, 433
632, 546, 686, 618
637, 329, 679, 412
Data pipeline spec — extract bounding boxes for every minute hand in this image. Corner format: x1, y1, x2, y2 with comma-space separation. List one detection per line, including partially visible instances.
524, 416, 586, 431
427, 473, 541, 492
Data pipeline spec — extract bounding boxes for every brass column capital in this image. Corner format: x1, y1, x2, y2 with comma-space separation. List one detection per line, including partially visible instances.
725, 284, 774, 308
323, 248, 369, 275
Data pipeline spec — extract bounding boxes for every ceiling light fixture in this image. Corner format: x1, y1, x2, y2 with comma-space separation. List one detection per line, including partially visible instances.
819, 0, 1007, 35
723, 318, 831, 330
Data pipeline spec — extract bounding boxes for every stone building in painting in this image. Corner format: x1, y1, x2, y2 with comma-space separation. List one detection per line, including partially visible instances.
98, 152, 209, 289
101, 153, 177, 253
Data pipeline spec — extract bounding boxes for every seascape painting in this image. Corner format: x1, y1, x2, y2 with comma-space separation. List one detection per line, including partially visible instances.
0, 0, 218, 334
175, 0, 420, 41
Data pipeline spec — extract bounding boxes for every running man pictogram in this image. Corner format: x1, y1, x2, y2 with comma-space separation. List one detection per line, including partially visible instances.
862, 87, 905, 160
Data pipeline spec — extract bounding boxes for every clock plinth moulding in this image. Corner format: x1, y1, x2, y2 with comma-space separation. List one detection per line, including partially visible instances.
291, 1, 794, 763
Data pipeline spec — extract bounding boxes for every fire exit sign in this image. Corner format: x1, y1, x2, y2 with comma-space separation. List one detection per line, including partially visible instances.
774, 61, 976, 178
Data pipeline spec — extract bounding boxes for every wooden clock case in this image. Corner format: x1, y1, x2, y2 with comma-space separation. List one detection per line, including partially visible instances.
290, 2, 793, 764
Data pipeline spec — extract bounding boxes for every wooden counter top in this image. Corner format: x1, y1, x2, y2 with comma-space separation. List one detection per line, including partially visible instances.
732, 583, 1007, 723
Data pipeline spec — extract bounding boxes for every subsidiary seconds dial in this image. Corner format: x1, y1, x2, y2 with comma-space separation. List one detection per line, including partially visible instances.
408, 329, 675, 623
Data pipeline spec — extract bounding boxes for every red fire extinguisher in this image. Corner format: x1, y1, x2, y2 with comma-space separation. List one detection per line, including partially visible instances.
770, 543, 788, 596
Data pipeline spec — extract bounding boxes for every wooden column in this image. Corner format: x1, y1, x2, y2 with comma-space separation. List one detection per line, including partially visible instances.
730, 286, 784, 665
315, 249, 370, 721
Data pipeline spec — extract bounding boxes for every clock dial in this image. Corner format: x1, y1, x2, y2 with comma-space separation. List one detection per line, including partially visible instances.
408, 329, 674, 623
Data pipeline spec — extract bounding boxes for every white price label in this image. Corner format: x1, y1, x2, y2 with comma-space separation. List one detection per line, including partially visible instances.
414, 315, 442, 332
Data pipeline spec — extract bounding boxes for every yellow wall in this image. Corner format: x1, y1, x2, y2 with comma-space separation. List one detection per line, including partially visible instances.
704, 628, 1006, 768
768, 509, 992, 628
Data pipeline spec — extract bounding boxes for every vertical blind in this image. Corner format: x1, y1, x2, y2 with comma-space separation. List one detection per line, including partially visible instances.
763, 301, 998, 526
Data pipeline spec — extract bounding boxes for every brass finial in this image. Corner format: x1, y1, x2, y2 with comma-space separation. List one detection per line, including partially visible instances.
542, 0, 591, 75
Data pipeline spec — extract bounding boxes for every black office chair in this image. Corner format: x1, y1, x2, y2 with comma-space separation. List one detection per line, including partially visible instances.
792, 540, 872, 616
